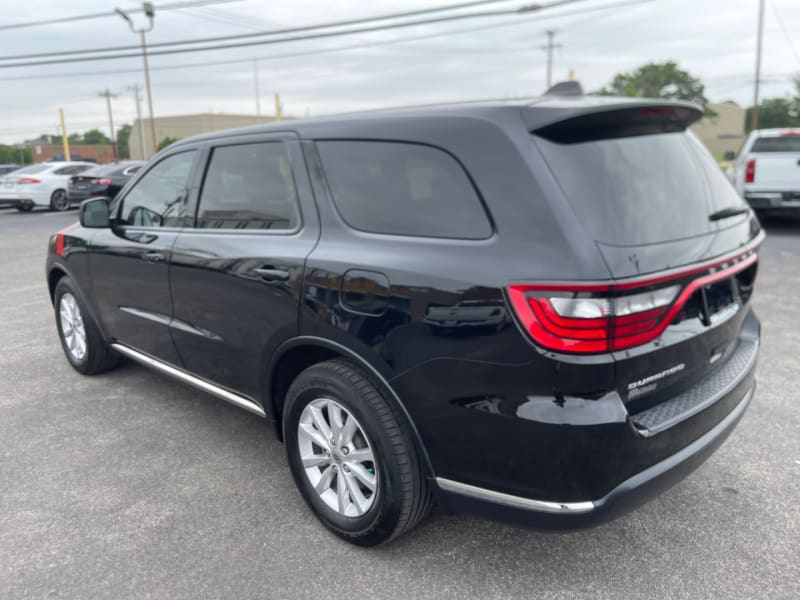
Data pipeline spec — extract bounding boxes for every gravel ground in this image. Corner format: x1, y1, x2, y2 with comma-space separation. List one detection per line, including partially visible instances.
1, 209, 798, 600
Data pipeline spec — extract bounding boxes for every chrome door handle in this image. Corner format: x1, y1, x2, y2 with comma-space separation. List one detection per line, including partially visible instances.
253, 267, 290, 281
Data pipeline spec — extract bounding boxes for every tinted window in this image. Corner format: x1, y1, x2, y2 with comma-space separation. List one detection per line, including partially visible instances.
317, 141, 491, 239
751, 136, 800, 153
54, 165, 91, 175
196, 142, 298, 230
14, 164, 51, 175
119, 151, 196, 228
534, 131, 746, 246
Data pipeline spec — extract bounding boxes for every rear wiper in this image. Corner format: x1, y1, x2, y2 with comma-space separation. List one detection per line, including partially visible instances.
709, 206, 749, 221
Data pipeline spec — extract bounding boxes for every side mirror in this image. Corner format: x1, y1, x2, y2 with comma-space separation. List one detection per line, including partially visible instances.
723, 150, 736, 161
80, 197, 110, 228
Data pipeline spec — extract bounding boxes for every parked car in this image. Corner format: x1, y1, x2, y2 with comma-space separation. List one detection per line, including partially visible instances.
728, 128, 800, 213
0, 161, 95, 211
68, 161, 144, 205
0, 164, 21, 176
46, 87, 763, 546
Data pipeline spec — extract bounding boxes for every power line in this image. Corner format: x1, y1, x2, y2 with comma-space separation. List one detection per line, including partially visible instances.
0, 1, 600, 69
0, 0, 516, 60
769, 0, 800, 67
0, 0, 650, 83
0, 0, 244, 31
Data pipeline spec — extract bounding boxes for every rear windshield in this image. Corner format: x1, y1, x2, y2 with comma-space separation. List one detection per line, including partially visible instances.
13, 164, 50, 175
82, 164, 125, 177
751, 136, 800, 153
534, 131, 746, 246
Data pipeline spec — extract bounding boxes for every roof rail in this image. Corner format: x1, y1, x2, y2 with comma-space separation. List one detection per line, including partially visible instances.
543, 81, 584, 97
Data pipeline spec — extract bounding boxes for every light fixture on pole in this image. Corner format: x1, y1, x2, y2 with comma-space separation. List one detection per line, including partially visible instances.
116, 3, 157, 157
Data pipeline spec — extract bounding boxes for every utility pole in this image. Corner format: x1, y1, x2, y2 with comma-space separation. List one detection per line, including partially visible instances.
98, 88, 119, 160
274, 93, 282, 121
116, 3, 157, 156
253, 59, 261, 116
751, 0, 765, 131
540, 30, 562, 89
59, 108, 71, 162
127, 84, 147, 160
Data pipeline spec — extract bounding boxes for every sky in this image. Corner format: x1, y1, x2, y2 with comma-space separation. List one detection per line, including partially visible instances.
1, 0, 799, 144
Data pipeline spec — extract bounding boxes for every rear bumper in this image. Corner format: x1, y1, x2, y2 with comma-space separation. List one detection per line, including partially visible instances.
435, 381, 754, 529
745, 191, 800, 209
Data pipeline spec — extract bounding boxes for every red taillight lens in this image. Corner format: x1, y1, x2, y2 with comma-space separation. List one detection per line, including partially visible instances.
507, 251, 758, 354
745, 158, 756, 184
18, 177, 40, 184
91, 178, 112, 186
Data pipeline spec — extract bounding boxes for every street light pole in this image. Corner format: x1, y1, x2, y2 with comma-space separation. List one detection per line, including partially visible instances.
127, 84, 147, 160
116, 3, 157, 157
751, 0, 765, 131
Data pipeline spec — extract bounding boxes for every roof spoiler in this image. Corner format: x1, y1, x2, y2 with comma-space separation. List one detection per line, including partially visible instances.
543, 81, 584, 97
533, 104, 703, 144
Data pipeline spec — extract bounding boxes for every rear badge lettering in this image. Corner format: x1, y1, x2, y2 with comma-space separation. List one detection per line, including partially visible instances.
628, 363, 686, 391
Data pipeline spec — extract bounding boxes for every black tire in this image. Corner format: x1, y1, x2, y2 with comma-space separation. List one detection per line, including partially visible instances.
283, 359, 432, 546
54, 277, 120, 375
50, 189, 70, 212
15, 204, 33, 212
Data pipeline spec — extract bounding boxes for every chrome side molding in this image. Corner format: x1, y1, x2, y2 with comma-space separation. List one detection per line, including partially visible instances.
435, 477, 595, 514
110, 343, 266, 418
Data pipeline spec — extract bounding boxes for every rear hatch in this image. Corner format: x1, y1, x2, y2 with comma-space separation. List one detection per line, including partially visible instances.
517, 103, 763, 429
747, 133, 800, 190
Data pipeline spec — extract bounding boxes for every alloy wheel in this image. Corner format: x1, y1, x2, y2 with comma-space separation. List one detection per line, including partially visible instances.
297, 398, 378, 517
51, 190, 69, 211
59, 293, 87, 361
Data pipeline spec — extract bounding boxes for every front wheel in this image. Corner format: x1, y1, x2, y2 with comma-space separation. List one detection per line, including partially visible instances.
283, 359, 432, 545
54, 277, 120, 374
50, 189, 70, 211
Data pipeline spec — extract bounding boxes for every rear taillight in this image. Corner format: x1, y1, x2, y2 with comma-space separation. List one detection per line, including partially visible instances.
745, 158, 756, 184
91, 178, 112, 186
507, 252, 758, 354
18, 177, 40, 184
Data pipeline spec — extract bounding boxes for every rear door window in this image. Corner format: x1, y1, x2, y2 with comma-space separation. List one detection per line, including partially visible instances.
195, 142, 299, 230
534, 131, 746, 246
750, 136, 800, 152
317, 141, 492, 239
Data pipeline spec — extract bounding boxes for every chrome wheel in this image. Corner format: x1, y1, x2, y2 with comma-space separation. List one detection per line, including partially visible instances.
59, 293, 87, 361
297, 398, 378, 517
51, 190, 69, 211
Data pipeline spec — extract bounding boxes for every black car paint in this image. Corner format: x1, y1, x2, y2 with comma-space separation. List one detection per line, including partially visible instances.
67, 162, 143, 205
46, 102, 761, 527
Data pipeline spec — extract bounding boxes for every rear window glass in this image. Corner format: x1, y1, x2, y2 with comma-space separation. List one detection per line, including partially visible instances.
317, 141, 492, 239
751, 136, 800, 153
534, 131, 746, 246
13, 164, 50, 175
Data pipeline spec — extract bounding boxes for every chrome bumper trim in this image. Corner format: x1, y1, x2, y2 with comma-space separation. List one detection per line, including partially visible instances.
111, 343, 266, 418
435, 478, 595, 514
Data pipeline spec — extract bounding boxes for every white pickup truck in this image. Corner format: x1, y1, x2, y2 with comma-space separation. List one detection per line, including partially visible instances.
728, 128, 800, 213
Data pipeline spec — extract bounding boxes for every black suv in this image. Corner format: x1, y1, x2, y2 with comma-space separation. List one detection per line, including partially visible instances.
46, 89, 762, 546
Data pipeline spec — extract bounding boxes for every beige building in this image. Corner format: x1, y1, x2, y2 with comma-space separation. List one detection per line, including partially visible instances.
129, 113, 280, 160
691, 101, 747, 158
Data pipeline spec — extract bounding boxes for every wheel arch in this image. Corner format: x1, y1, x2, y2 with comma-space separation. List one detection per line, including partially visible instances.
47, 263, 110, 342
265, 336, 436, 478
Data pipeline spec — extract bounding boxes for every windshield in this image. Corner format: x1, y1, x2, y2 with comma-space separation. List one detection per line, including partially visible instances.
534, 131, 747, 246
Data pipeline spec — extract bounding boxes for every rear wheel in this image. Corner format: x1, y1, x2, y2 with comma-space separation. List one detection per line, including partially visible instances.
50, 189, 70, 211
54, 277, 119, 374
283, 359, 432, 545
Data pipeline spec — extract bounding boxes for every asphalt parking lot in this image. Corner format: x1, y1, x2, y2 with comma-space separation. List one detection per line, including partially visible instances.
1, 209, 798, 600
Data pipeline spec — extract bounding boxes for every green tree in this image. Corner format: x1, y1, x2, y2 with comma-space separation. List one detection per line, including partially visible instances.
596, 61, 716, 116
68, 133, 83, 144
116, 124, 132, 159
157, 136, 179, 151
82, 128, 111, 145
745, 75, 800, 131
0, 145, 33, 164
